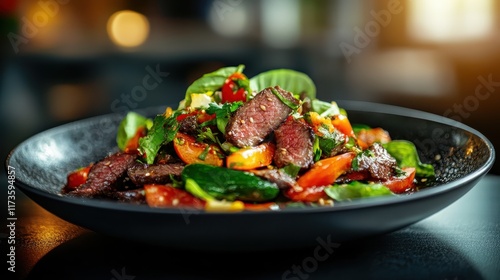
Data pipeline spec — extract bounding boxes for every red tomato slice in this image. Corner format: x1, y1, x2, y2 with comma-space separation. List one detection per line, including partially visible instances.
222, 80, 246, 103
124, 126, 147, 154
65, 165, 92, 191
285, 186, 329, 202
144, 184, 205, 209
380, 167, 416, 194
173, 132, 224, 166
297, 152, 356, 188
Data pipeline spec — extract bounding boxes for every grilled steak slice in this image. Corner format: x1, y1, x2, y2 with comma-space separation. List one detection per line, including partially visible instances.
355, 143, 398, 180
225, 86, 299, 147
250, 168, 298, 189
68, 152, 138, 198
178, 114, 199, 135
113, 188, 146, 204
127, 162, 185, 185
273, 118, 314, 169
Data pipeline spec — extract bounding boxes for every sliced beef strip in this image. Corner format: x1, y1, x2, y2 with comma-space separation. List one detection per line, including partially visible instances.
68, 152, 138, 198
178, 114, 199, 135
112, 188, 146, 204
225, 86, 299, 148
250, 168, 299, 189
127, 162, 185, 186
355, 143, 398, 180
273, 118, 314, 169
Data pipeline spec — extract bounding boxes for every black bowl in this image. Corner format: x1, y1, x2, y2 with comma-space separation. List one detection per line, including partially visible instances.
5, 101, 495, 251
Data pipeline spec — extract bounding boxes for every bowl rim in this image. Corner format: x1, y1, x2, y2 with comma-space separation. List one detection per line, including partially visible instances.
5, 100, 496, 216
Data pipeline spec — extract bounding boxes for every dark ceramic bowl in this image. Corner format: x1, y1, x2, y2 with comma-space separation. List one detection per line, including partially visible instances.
5, 101, 495, 251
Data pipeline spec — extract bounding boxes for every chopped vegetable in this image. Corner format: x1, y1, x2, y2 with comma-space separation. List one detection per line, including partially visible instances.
185, 65, 242, 107
182, 164, 280, 202
65, 165, 92, 191
116, 112, 151, 151
325, 181, 395, 202
382, 140, 435, 177
138, 111, 181, 164
297, 152, 356, 188
173, 132, 224, 166
144, 184, 205, 209
379, 167, 416, 194
226, 142, 275, 170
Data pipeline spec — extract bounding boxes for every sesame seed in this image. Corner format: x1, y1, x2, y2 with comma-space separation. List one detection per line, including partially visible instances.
145, 172, 150, 177
249, 117, 254, 123
266, 97, 273, 101
240, 119, 245, 124
260, 105, 267, 111
172, 198, 179, 206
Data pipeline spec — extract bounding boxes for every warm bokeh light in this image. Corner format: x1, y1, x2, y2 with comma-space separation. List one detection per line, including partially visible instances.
107, 10, 149, 48
408, 0, 494, 42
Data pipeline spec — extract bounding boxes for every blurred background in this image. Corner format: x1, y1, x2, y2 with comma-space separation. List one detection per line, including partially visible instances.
1, 0, 498, 175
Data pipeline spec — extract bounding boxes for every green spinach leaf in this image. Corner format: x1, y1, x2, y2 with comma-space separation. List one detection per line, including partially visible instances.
249, 69, 316, 99
325, 181, 394, 202
185, 65, 243, 106
138, 111, 181, 164
382, 140, 435, 177
116, 112, 151, 151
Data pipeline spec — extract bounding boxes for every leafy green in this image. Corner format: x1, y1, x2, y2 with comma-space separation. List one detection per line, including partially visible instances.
382, 140, 435, 178
249, 69, 316, 99
185, 65, 242, 106
310, 99, 340, 117
351, 124, 372, 134
313, 136, 322, 162
316, 126, 344, 157
325, 181, 395, 202
205, 101, 243, 134
116, 112, 150, 151
138, 111, 181, 164
281, 164, 301, 178
270, 87, 300, 111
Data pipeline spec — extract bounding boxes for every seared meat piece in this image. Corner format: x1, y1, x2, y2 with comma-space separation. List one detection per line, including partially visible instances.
127, 162, 185, 186
113, 188, 146, 204
273, 118, 314, 169
225, 86, 299, 147
355, 143, 397, 180
68, 152, 138, 198
178, 114, 198, 135
250, 168, 299, 189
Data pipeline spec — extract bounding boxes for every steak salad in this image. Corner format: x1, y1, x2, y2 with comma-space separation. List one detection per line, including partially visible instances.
62, 65, 436, 211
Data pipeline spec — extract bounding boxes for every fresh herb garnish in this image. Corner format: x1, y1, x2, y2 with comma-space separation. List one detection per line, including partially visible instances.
138, 111, 181, 164
205, 101, 243, 134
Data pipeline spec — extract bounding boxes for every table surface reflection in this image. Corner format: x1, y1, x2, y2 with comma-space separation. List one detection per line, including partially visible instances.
3, 175, 500, 280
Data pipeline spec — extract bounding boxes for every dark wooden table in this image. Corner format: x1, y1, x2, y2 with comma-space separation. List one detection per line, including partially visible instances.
3, 174, 499, 280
